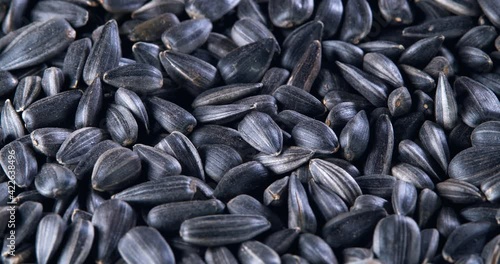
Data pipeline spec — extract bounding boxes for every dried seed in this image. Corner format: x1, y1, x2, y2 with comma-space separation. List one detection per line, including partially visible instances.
340, 110, 369, 161
458, 46, 493, 73
255, 146, 314, 175
435, 72, 458, 130
402, 16, 475, 38
392, 163, 435, 189
132, 42, 161, 71
189, 124, 251, 155
83, 19, 121, 85
112, 176, 198, 205
1, 99, 24, 142
292, 119, 339, 154
205, 247, 238, 264
91, 147, 142, 192
62, 38, 91, 89
160, 50, 219, 96
92, 200, 136, 264
388, 87, 412, 117
34, 163, 77, 198
192, 83, 262, 108
4, 202, 42, 254
147, 199, 225, 233
419, 228, 440, 264
363, 52, 404, 88
355, 174, 396, 199
268, 0, 313, 28
239, 240, 281, 264
309, 179, 348, 221
106, 104, 138, 146
339, 0, 372, 44
237, 0, 268, 26
442, 221, 495, 263
419, 121, 450, 172
264, 228, 300, 255
281, 20, 323, 70
378, 0, 413, 24
218, 38, 275, 84
322, 208, 387, 248
309, 159, 362, 205
231, 18, 279, 53
456, 25, 497, 50
364, 115, 394, 175
424, 56, 454, 79
228, 195, 283, 230
273, 85, 325, 116
398, 35, 445, 67
13, 76, 41, 112
132, 0, 184, 19
0, 141, 38, 188
129, 13, 179, 42
214, 161, 270, 200
0, 18, 75, 71
437, 207, 461, 238
0, 71, 18, 97
118, 226, 175, 264
36, 214, 66, 264
133, 144, 181, 181
373, 215, 421, 264
436, 179, 485, 204
162, 18, 212, 54
185, 0, 241, 21
417, 189, 442, 228
322, 40, 364, 67
56, 127, 108, 165
351, 194, 390, 212
287, 40, 321, 92
315, 0, 343, 38
299, 233, 338, 264
263, 176, 289, 206
478, 0, 500, 28
179, 214, 271, 246
73, 139, 121, 180
103, 63, 163, 94
148, 96, 197, 135
288, 173, 316, 233
336, 62, 388, 107
400, 64, 436, 92
392, 179, 417, 216
74, 77, 102, 129
460, 203, 498, 223
238, 111, 282, 155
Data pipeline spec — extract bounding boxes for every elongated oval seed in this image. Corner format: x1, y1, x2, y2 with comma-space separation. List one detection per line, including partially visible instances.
180, 214, 271, 246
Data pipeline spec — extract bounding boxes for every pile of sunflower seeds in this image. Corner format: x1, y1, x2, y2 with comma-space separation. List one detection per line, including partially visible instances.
0, 0, 499, 263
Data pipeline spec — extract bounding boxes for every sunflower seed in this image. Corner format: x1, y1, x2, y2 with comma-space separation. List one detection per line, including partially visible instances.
322, 40, 363, 67
189, 124, 251, 155
373, 215, 421, 264
402, 16, 475, 38
231, 18, 279, 52
417, 189, 442, 228
132, 0, 184, 19
273, 85, 325, 116
74, 77, 102, 129
419, 120, 450, 171
436, 179, 485, 204
36, 214, 66, 264
162, 18, 212, 54
399, 35, 445, 67
400, 65, 435, 93
461, 203, 498, 223
437, 206, 461, 238
288, 173, 316, 233
214, 161, 270, 200
364, 114, 394, 175
378, 0, 413, 24
218, 38, 275, 84
106, 104, 138, 146
118, 226, 175, 264
292, 119, 339, 154
281, 20, 323, 70
147, 199, 225, 233
417, 228, 440, 264
424, 56, 454, 79
228, 194, 282, 230
0, 141, 37, 188
13, 76, 41, 112
309, 179, 348, 221
287, 40, 321, 92
112, 176, 198, 205
351, 194, 390, 212
237, 0, 268, 25
456, 26, 497, 50
388, 86, 412, 117
34, 163, 77, 198
91, 147, 141, 192
133, 144, 181, 180
0, 71, 18, 97
56, 127, 108, 165
448, 146, 500, 186
263, 176, 289, 206
129, 13, 179, 42
205, 247, 238, 264
455, 76, 500, 127
207, 32, 239, 59
298, 233, 338, 264
156, 131, 205, 180
1, 99, 24, 142
364, 52, 404, 88
62, 38, 91, 89
92, 200, 136, 264
186, 0, 241, 21
132, 42, 161, 71
391, 179, 417, 216
339, 110, 370, 161
103, 63, 163, 94
309, 159, 361, 205
323, 208, 387, 248
0, 18, 75, 71
336, 62, 388, 107
238, 240, 280, 264
458, 46, 493, 73
4, 201, 42, 254
391, 163, 435, 189
339, 0, 372, 44
478, 0, 500, 28
160, 50, 219, 96
442, 221, 495, 263
434, 72, 458, 131
72, 139, 120, 180
315, 0, 343, 37
180, 214, 271, 246
356, 174, 396, 199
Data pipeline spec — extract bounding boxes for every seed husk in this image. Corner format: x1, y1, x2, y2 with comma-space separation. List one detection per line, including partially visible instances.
339, 0, 372, 44
147, 199, 225, 233
56, 127, 108, 165
62, 38, 91, 89
36, 214, 66, 264
442, 221, 496, 263
263, 176, 289, 207
228, 194, 283, 231
1, 99, 24, 142
34, 163, 77, 199
106, 104, 138, 147
133, 144, 181, 181
0, 141, 38, 188
205, 246, 238, 264
13, 76, 41, 112
179, 214, 271, 246
118, 226, 175, 264
238, 111, 283, 155
299, 233, 338, 264
239, 240, 281, 264
129, 13, 179, 42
